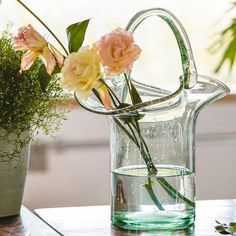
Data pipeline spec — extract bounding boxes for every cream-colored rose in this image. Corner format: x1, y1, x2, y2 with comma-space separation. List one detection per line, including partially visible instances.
61, 46, 101, 99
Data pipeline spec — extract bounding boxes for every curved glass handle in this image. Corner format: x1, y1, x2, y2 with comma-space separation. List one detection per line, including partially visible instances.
126, 8, 198, 89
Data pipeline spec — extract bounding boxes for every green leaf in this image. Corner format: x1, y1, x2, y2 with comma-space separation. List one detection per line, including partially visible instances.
215, 225, 226, 232
215, 225, 230, 234
123, 73, 142, 105
38, 64, 52, 92
212, 16, 236, 73
122, 73, 144, 123
215, 221, 236, 235
130, 82, 142, 104
215, 30, 236, 73
130, 82, 144, 121
229, 222, 236, 234
66, 19, 90, 53
229, 222, 236, 227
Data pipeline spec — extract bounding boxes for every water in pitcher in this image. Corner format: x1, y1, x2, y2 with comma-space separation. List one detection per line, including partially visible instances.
111, 165, 195, 230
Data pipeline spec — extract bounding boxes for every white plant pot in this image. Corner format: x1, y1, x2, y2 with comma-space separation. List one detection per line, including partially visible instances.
0, 129, 30, 217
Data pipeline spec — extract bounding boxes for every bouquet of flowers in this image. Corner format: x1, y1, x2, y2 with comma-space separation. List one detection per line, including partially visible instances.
12, 0, 195, 225
13, 1, 163, 177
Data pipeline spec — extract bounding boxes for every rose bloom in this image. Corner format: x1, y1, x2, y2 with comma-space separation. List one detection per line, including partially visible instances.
61, 46, 101, 99
13, 24, 63, 75
95, 27, 141, 76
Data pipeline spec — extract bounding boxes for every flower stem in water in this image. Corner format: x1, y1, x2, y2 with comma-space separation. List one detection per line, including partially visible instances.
144, 178, 165, 211
157, 177, 195, 208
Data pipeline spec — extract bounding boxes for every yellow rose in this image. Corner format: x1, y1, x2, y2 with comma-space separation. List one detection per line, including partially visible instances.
61, 46, 101, 99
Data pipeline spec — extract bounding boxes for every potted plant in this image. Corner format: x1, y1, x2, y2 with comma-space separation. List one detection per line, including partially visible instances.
0, 29, 68, 217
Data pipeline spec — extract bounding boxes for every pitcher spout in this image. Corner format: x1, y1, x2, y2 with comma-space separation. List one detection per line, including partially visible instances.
187, 75, 230, 115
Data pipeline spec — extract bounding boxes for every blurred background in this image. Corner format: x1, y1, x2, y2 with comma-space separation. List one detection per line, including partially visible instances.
0, 0, 236, 210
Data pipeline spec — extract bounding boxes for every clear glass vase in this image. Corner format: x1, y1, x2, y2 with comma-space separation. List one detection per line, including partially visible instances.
74, 7, 229, 231
109, 105, 196, 230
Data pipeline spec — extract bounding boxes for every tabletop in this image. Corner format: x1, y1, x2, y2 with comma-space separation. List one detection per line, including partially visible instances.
35, 199, 236, 236
0, 206, 59, 236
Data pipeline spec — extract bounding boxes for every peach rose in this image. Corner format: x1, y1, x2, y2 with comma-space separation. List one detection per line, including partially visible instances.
13, 24, 64, 75
61, 46, 101, 99
95, 28, 141, 76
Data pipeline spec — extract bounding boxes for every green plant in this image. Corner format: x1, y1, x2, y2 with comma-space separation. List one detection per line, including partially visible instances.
209, 2, 236, 74
0, 31, 69, 162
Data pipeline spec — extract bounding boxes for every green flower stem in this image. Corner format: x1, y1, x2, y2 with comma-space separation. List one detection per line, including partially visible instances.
124, 73, 135, 105
102, 77, 158, 174
92, 88, 139, 147
113, 118, 138, 146
126, 123, 140, 147
134, 119, 194, 207
122, 77, 194, 207
93, 81, 194, 210
16, 0, 69, 56
99, 79, 121, 105
130, 118, 194, 206
123, 74, 158, 174
113, 118, 152, 173
108, 90, 118, 107
113, 118, 158, 176
91, 88, 164, 210
92, 88, 103, 104
144, 178, 165, 211
131, 120, 158, 175
157, 177, 195, 207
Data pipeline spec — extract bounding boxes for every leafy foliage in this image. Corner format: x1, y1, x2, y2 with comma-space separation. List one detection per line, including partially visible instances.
0, 31, 69, 160
215, 220, 236, 235
209, 2, 236, 73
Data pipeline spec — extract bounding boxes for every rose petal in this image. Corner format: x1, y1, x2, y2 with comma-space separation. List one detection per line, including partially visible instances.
48, 43, 64, 67
13, 24, 46, 52
27, 24, 46, 48
61, 47, 101, 99
95, 27, 141, 76
41, 46, 56, 75
20, 50, 40, 72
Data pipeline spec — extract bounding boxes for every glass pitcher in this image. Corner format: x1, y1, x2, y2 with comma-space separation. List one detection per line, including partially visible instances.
75, 8, 229, 231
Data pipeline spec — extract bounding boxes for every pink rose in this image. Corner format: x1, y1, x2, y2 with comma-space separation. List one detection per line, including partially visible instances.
95, 28, 141, 76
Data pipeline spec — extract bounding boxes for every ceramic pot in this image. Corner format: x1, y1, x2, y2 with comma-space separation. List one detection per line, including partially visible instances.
0, 129, 30, 217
